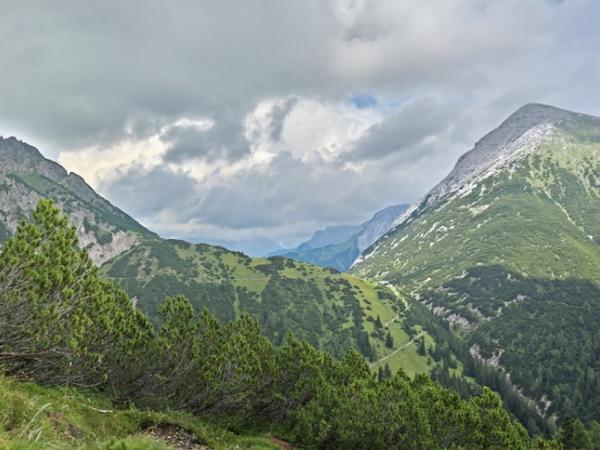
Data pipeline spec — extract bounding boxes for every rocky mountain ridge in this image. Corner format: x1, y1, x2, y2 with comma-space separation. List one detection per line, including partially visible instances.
0, 136, 152, 265
424, 103, 597, 208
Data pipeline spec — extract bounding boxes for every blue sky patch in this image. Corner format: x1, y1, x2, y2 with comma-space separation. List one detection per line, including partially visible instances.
351, 93, 377, 109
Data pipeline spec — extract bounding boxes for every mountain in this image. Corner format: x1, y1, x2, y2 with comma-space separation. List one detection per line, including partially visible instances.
0, 136, 428, 370
0, 136, 153, 265
0, 207, 552, 450
295, 224, 362, 251
275, 204, 408, 271
352, 103, 600, 423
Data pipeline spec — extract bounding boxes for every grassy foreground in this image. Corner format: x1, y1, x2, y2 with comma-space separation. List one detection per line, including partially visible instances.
0, 375, 280, 450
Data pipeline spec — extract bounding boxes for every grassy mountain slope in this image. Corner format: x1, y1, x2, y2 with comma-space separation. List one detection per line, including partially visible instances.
102, 237, 433, 373
352, 104, 600, 422
0, 375, 280, 449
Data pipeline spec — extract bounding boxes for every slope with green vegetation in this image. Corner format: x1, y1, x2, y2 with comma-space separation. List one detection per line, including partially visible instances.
101, 236, 434, 372
352, 104, 600, 425
0, 200, 561, 449
0, 375, 280, 450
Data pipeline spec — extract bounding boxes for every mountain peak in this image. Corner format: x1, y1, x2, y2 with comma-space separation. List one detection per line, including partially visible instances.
506, 102, 597, 128
1, 135, 43, 158
421, 103, 599, 208
0, 136, 68, 181
1, 136, 154, 265
514, 102, 565, 115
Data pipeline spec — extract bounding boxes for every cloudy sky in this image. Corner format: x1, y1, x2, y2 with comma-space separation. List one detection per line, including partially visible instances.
1, 0, 600, 247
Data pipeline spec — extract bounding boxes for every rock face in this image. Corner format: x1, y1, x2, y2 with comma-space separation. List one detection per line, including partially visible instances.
275, 203, 408, 271
424, 103, 596, 208
0, 136, 152, 265
355, 204, 409, 253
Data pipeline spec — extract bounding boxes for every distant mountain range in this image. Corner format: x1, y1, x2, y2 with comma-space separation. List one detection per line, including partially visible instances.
190, 205, 411, 261
272, 204, 408, 271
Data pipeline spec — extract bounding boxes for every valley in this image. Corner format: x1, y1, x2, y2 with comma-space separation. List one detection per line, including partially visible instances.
2, 103, 600, 447
0, 136, 433, 376
3, 3, 600, 447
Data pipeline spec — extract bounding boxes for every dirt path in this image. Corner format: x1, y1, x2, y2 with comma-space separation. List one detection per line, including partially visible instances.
269, 437, 294, 449
370, 332, 423, 368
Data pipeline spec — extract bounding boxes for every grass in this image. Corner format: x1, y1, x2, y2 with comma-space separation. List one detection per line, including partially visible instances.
0, 375, 281, 450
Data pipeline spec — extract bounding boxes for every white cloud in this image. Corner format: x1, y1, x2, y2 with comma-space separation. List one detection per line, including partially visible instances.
58, 134, 166, 188
279, 97, 383, 162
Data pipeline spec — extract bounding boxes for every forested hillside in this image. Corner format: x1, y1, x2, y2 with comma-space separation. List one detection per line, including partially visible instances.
102, 237, 418, 367
0, 200, 561, 449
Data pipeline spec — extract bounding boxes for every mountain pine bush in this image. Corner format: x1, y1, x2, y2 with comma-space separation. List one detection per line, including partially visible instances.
0, 200, 561, 449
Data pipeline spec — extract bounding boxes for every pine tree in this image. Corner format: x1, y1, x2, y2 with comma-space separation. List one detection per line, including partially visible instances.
385, 331, 394, 348
383, 363, 392, 380
568, 419, 593, 450
417, 336, 426, 356
0, 199, 155, 392
590, 421, 600, 450
561, 418, 575, 449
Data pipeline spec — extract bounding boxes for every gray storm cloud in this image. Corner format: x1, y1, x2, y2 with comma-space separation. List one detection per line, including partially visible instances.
161, 114, 251, 163
1, 0, 600, 244
345, 100, 455, 162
